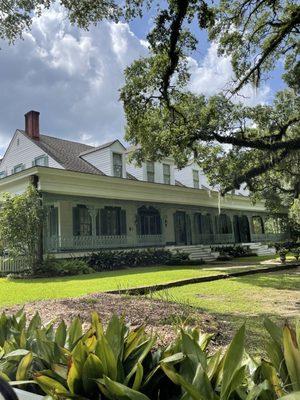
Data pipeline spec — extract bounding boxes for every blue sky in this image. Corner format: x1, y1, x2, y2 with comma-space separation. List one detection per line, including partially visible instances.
0, 3, 281, 157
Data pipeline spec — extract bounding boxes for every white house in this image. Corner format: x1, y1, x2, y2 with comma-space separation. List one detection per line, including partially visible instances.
0, 111, 288, 257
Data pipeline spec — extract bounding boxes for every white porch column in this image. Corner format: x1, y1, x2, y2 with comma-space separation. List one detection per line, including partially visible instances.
126, 204, 136, 247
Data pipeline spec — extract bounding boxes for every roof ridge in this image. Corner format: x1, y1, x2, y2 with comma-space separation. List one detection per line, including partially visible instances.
40, 134, 95, 149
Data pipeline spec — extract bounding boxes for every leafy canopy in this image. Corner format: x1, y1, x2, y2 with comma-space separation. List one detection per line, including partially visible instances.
0, 0, 299, 213
0, 185, 44, 269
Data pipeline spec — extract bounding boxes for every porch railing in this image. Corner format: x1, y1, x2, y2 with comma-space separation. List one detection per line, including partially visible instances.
137, 234, 164, 246
251, 233, 289, 243
45, 235, 128, 253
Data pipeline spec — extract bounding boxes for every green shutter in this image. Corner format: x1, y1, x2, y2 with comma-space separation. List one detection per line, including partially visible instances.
100, 209, 107, 235
120, 209, 127, 235
186, 214, 192, 244
73, 206, 80, 236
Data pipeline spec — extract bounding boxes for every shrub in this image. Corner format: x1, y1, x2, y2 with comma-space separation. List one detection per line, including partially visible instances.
272, 240, 299, 251
165, 251, 189, 265
212, 245, 255, 258
0, 185, 45, 272
292, 247, 300, 261
0, 310, 299, 399
35, 257, 94, 277
86, 248, 173, 271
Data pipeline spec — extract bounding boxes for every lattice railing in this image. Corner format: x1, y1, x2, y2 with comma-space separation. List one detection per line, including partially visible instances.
137, 234, 164, 246
45, 235, 128, 253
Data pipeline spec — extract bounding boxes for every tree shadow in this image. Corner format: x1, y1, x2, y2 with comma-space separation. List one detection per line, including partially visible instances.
229, 269, 300, 291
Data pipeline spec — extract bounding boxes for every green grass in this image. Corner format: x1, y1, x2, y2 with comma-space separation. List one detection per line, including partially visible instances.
153, 268, 300, 352
233, 254, 277, 262
0, 265, 220, 308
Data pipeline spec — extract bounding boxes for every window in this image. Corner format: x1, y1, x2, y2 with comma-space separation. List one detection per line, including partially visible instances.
97, 207, 126, 236
113, 153, 123, 177
146, 161, 155, 182
33, 155, 49, 167
137, 206, 161, 235
193, 170, 200, 189
49, 206, 58, 237
0, 171, 6, 179
163, 164, 171, 184
12, 164, 25, 174
252, 216, 264, 234
73, 205, 92, 236
195, 213, 213, 234
216, 214, 232, 234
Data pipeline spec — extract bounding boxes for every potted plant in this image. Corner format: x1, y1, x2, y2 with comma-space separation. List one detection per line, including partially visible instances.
278, 248, 288, 263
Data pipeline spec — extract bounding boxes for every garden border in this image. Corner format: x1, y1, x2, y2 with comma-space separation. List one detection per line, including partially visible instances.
107, 262, 300, 295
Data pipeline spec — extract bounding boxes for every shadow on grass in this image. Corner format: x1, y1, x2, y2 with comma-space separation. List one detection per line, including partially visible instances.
5, 264, 210, 284
230, 269, 300, 291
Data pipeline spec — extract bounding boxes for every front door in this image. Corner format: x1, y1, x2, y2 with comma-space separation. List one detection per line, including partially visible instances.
174, 211, 187, 245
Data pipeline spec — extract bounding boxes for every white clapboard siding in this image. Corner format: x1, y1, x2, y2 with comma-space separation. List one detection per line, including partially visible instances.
0, 131, 63, 177
81, 141, 126, 178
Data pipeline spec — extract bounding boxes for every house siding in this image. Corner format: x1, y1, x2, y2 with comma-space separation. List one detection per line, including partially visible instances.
81, 141, 126, 178
0, 131, 62, 178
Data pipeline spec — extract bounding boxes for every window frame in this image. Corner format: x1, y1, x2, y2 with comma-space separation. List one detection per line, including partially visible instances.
33, 154, 49, 167
97, 206, 126, 236
163, 163, 171, 185
146, 161, 155, 183
137, 206, 162, 236
73, 205, 92, 236
12, 163, 25, 174
0, 171, 6, 180
192, 169, 200, 189
112, 152, 123, 178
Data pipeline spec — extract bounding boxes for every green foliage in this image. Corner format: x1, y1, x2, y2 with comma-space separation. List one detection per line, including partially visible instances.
86, 248, 173, 271
37, 257, 94, 277
0, 185, 44, 271
213, 245, 255, 258
0, 311, 299, 399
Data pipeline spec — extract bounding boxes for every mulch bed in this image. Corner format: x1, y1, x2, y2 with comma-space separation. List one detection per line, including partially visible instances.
1, 293, 229, 349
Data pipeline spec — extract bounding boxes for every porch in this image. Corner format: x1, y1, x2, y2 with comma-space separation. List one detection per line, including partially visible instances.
42, 194, 289, 255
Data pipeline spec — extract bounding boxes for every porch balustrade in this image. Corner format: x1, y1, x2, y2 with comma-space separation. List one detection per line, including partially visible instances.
137, 234, 164, 246
251, 232, 289, 243
45, 235, 128, 253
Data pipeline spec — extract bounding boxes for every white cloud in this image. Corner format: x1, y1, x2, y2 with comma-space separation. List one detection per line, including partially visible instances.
0, 11, 271, 159
188, 42, 271, 105
0, 5, 147, 157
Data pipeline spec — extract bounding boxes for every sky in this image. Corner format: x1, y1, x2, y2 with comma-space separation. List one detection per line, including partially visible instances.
0, 3, 277, 157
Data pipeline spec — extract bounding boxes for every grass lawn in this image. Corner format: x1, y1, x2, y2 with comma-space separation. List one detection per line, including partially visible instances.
0, 265, 220, 308
152, 268, 300, 352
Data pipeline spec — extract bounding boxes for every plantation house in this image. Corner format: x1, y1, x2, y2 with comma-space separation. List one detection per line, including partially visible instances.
0, 111, 288, 258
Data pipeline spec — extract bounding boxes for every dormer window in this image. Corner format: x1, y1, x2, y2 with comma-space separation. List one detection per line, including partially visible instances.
13, 164, 25, 174
193, 169, 200, 189
163, 164, 171, 184
33, 155, 49, 167
113, 153, 123, 177
146, 161, 155, 182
